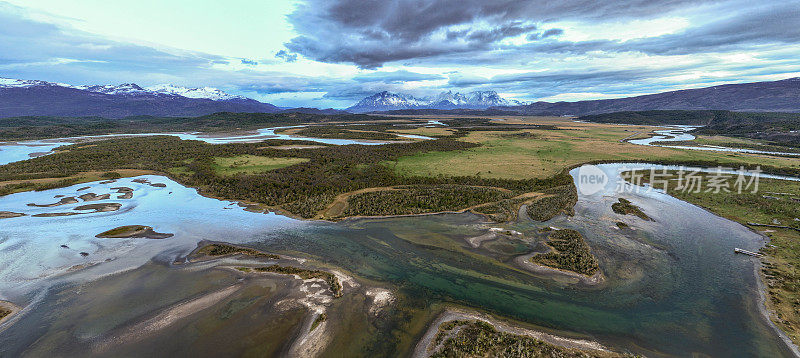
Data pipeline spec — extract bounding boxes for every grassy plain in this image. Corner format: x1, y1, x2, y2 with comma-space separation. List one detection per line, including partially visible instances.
389, 126, 456, 137
212, 155, 308, 175
391, 118, 800, 180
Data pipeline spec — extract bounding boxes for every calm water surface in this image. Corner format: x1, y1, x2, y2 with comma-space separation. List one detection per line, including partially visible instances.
0, 161, 796, 356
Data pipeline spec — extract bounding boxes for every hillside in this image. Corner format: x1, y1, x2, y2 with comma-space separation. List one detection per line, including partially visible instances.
500, 78, 800, 115
0, 78, 280, 118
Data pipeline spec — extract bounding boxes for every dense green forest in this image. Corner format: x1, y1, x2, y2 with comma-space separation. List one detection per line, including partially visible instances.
275, 125, 403, 140
0, 112, 388, 140
524, 185, 578, 221
532, 229, 599, 276
340, 185, 512, 218
0, 130, 573, 220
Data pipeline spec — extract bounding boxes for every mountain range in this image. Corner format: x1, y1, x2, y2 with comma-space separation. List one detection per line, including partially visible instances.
2, 76, 800, 118
346, 90, 520, 113
0, 78, 280, 118
497, 77, 800, 115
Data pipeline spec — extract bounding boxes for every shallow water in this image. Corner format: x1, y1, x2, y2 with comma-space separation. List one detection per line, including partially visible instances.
0, 125, 430, 166
630, 126, 800, 156
0, 164, 796, 356
0, 141, 67, 165
0, 176, 301, 299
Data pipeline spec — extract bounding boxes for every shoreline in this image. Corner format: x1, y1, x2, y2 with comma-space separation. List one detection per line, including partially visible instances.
412, 307, 615, 357
754, 258, 800, 357
514, 252, 606, 286
0, 300, 21, 327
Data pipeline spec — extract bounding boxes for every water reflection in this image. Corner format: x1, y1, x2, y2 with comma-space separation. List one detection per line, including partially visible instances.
0, 164, 796, 356
630, 126, 800, 156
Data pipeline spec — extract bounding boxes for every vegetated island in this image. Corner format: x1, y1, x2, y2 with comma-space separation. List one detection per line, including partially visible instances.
0, 211, 26, 219
431, 320, 629, 358
192, 243, 280, 260
0, 300, 21, 324
416, 308, 629, 358
238, 265, 343, 298
95, 225, 173, 239
611, 198, 651, 220
524, 184, 579, 221
531, 229, 600, 277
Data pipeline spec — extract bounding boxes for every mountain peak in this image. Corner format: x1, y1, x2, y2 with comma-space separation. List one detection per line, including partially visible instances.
348, 90, 512, 112
0, 77, 279, 118
146, 84, 244, 101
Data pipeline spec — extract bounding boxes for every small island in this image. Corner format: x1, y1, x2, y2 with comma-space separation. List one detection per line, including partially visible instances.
611, 198, 651, 220
96, 225, 174, 239
194, 243, 279, 259
240, 264, 343, 298
431, 319, 625, 358
0, 211, 26, 219
531, 229, 600, 277
0, 301, 21, 324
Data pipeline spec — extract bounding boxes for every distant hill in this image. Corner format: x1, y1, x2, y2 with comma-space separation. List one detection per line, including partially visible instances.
580, 109, 800, 147
0, 78, 280, 118
278, 107, 349, 115
578, 110, 721, 125
498, 78, 800, 115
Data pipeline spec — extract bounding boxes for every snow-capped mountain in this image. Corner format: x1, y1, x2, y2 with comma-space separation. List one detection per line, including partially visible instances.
1, 77, 251, 101
75, 83, 151, 96
347, 90, 518, 112
346, 91, 428, 112
146, 84, 245, 101
0, 77, 279, 118
0, 78, 72, 88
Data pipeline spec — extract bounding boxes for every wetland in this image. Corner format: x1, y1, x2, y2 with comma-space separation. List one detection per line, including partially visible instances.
1, 114, 799, 357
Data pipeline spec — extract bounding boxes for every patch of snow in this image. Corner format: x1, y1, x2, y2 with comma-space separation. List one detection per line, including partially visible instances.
146, 84, 244, 101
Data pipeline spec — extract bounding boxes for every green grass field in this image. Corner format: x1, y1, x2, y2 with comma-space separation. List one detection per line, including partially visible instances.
391, 121, 800, 180
212, 155, 308, 175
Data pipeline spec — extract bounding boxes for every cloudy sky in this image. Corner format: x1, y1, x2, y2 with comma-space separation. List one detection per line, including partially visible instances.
2, 0, 800, 108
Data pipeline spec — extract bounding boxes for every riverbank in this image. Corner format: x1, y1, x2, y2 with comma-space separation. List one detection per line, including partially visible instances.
514, 251, 606, 286
0, 300, 21, 327
620, 170, 800, 350
413, 307, 619, 357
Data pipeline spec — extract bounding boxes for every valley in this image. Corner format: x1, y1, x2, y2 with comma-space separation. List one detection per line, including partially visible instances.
1, 112, 799, 357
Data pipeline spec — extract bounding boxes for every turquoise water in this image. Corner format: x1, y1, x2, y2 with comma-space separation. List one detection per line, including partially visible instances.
0, 164, 796, 356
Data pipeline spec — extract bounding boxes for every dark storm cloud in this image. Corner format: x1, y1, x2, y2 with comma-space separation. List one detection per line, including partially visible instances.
464, 22, 537, 43
282, 0, 725, 68
625, 2, 800, 55
283, 0, 800, 68
541, 28, 564, 38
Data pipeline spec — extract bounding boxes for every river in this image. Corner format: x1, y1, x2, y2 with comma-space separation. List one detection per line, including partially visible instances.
629, 126, 800, 157
0, 126, 434, 165
0, 160, 796, 356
